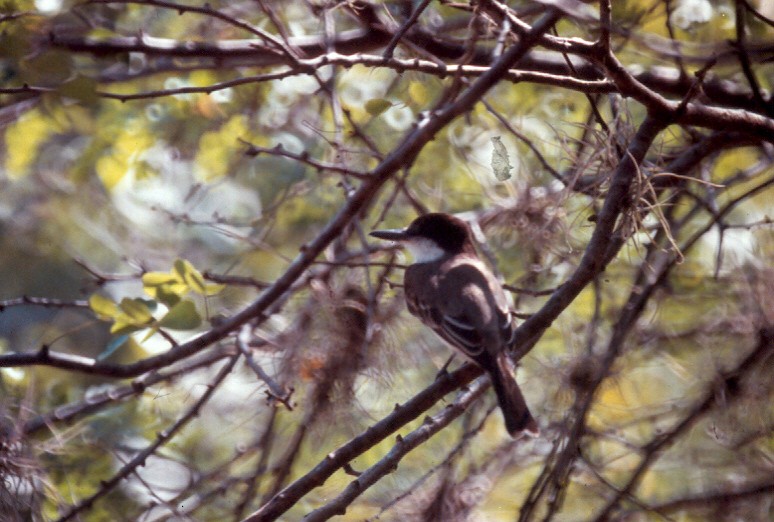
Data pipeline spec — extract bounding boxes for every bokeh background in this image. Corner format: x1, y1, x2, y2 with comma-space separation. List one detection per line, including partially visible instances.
1, 1, 773, 520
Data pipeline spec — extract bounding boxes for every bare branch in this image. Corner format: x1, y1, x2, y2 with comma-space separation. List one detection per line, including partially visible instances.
55, 353, 241, 521
22, 345, 237, 436
302, 376, 490, 522
236, 325, 292, 410
511, 115, 667, 358
0, 296, 89, 310
241, 140, 370, 179
243, 363, 483, 521
592, 327, 774, 520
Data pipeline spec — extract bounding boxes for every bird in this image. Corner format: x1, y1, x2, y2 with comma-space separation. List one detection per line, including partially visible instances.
371, 213, 539, 437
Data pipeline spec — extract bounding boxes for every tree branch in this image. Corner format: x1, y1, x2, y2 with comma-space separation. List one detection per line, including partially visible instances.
592, 326, 774, 520
302, 377, 490, 522
55, 353, 241, 521
511, 115, 667, 357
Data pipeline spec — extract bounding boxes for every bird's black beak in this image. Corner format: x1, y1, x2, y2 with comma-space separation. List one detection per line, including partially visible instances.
370, 228, 408, 241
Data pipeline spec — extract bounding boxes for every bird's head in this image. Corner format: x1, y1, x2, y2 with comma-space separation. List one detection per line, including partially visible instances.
370, 213, 474, 263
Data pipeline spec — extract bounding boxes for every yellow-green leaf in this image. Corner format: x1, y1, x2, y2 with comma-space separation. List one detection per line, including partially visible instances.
174, 259, 207, 294
203, 283, 226, 296
118, 298, 153, 324
110, 320, 143, 335
145, 286, 183, 308
408, 81, 428, 105
141, 324, 161, 343
142, 271, 182, 287
89, 294, 119, 320
95, 154, 127, 190
365, 98, 392, 116
58, 74, 98, 105
5, 110, 52, 179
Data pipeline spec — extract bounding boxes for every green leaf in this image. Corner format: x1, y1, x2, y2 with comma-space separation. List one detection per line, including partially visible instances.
20, 50, 73, 85
110, 320, 143, 336
58, 75, 98, 105
365, 98, 392, 116
148, 287, 183, 308
90, 294, 119, 320
143, 270, 187, 305
159, 300, 202, 330
118, 298, 153, 324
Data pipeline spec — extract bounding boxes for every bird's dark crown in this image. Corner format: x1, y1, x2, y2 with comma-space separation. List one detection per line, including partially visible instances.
405, 213, 474, 254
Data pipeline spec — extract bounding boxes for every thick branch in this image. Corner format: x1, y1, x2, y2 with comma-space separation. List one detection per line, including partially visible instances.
0, 8, 563, 380
302, 377, 489, 521
242, 363, 482, 522
22, 345, 236, 436
511, 115, 666, 356
47, 22, 769, 113
242, 12, 564, 521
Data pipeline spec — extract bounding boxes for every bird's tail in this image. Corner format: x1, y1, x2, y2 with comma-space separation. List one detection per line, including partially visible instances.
490, 352, 539, 437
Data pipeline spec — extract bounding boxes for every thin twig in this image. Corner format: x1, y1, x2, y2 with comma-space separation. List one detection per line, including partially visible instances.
236, 325, 293, 410
55, 352, 241, 521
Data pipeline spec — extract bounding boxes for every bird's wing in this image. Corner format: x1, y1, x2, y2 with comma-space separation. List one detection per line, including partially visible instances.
405, 259, 516, 359
439, 311, 484, 356
500, 310, 517, 347
407, 292, 486, 358
441, 305, 517, 358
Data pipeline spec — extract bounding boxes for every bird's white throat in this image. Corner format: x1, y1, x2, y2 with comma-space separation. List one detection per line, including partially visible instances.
405, 238, 445, 263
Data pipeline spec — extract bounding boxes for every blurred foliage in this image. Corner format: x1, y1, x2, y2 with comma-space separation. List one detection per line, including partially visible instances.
0, 0, 773, 521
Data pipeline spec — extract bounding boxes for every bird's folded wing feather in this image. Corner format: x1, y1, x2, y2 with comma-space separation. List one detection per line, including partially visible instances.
440, 313, 484, 356
405, 263, 517, 358
440, 308, 517, 357
407, 294, 486, 357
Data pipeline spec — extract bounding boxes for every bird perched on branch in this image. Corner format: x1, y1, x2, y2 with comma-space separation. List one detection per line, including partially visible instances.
371, 213, 538, 437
